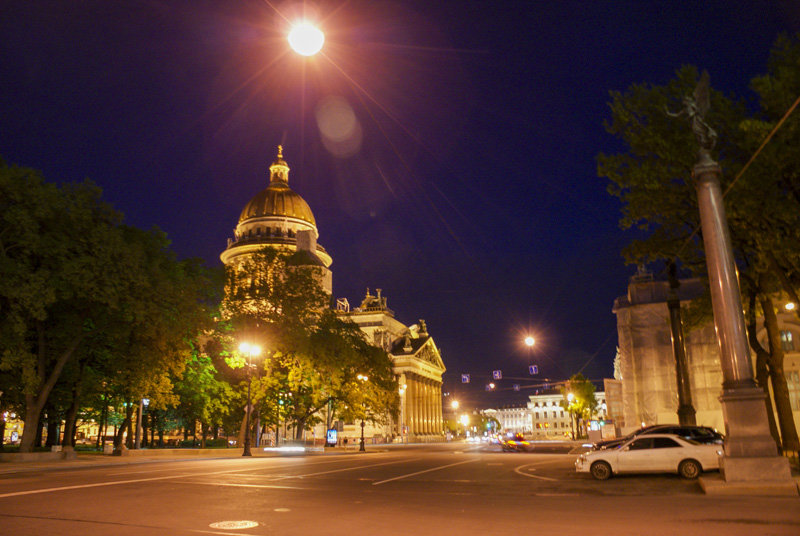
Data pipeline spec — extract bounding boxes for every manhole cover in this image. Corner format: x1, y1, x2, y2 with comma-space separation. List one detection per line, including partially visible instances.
209, 520, 259, 529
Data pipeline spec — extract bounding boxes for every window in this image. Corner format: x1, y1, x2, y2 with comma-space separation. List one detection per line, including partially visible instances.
653, 437, 680, 448
627, 438, 654, 450
788, 371, 800, 411
781, 331, 795, 352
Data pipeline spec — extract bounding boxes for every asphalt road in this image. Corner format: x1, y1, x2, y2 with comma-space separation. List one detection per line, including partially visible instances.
1, 442, 798, 535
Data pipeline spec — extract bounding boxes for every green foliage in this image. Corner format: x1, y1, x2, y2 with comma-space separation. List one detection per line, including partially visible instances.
559, 374, 598, 426
0, 160, 214, 451
219, 247, 398, 438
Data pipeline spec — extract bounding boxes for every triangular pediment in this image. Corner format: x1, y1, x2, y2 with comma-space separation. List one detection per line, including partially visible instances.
409, 337, 446, 372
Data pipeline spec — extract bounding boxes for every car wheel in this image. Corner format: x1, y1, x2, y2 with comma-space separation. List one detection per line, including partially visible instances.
678, 459, 701, 479
590, 461, 612, 480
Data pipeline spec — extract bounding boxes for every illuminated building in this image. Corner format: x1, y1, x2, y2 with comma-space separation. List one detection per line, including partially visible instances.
221, 147, 446, 443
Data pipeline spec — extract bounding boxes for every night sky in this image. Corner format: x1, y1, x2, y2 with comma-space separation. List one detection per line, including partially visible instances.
2, 1, 799, 409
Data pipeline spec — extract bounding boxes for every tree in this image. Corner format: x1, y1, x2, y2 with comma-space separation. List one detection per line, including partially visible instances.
220, 248, 398, 443
0, 161, 213, 451
560, 374, 598, 439
0, 162, 129, 451
597, 34, 800, 451
173, 347, 233, 448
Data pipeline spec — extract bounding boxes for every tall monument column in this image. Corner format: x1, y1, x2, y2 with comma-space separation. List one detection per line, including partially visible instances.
673, 73, 792, 488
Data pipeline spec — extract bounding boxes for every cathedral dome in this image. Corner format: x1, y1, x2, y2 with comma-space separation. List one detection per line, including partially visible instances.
221, 146, 332, 270
238, 183, 316, 226
238, 145, 316, 226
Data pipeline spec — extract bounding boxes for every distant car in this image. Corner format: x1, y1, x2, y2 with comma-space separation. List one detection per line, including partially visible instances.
576, 433, 722, 480
500, 433, 531, 452
592, 424, 723, 451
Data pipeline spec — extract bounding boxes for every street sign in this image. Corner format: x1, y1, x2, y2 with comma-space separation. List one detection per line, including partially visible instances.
461, 374, 470, 383
326, 429, 338, 446
492, 370, 502, 380
529, 365, 538, 375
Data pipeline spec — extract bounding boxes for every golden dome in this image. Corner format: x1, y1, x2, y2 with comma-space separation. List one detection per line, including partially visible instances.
237, 145, 316, 226
238, 182, 316, 225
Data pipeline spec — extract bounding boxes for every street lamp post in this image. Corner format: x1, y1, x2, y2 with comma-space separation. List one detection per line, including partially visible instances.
240, 342, 262, 457
399, 383, 407, 444
567, 393, 576, 441
357, 374, 368, 452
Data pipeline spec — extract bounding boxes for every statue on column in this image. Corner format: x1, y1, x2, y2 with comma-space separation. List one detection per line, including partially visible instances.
667, 70, 717, 154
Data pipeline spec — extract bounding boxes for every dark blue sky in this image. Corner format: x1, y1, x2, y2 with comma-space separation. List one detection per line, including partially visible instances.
2, 1, 799, 408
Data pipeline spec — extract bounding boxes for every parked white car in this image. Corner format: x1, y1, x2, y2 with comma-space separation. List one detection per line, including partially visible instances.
575, 433, 723, 480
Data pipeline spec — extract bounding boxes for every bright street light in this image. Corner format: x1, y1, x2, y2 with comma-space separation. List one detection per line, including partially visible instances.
288, 22, 324, 56
524, 336, 535, 347
786, 302, 796, 311
451, 400, 459, 410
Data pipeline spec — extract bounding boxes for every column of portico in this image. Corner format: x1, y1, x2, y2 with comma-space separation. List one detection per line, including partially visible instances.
407, 375, 415, 437
424, 379, 432, 436
418, 378, 424, 436
413, 376, 420, 437
414, 376, 421, 437
435, 383, 443, 434
425, 378, 433, 435
422, 378, 428, 435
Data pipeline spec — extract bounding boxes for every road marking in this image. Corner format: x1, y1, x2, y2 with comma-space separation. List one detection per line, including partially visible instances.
372, 459, 479, 485
0, 466, 259, 499
275, 458, 410, 479
209, 520, 259, 529
514, 463, 558, 481
190, 482, 303, 490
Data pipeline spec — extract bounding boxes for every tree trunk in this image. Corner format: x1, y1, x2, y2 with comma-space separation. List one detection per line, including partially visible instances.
0, 414, 6, 451
97, 393, 108, 449
125, 407, 134, 449
760, 294, 800, 451
769, 253, 800, 323
62, 363, 86, 448
114, 403, 135, 454
45, 409, 59, 447
200, 422, 208, 448
18, 325, 85, 452
746, 291, 781, 444
295, 418, 305, 440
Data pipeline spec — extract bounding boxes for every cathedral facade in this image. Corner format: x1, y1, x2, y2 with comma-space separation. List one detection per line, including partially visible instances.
221, 147, 446, 443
